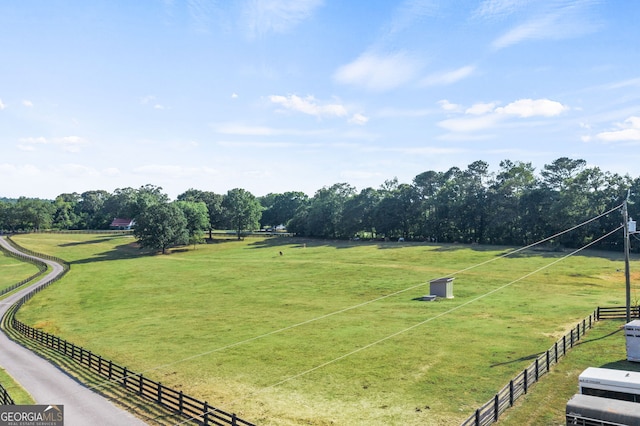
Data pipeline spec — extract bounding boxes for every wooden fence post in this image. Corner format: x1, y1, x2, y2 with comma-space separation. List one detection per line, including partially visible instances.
535, 358, 539, 381
494, 394, 499, 421
509, 380, 514, 406
546, 350, 550, 372
524, 369, 528, 394
157, 382, 162, 404
203, 401, 209, 426
138, 374, 143, 395
475, 409, 480, 425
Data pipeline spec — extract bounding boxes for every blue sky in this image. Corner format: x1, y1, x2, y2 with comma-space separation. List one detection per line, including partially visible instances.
1, 0, 639, 200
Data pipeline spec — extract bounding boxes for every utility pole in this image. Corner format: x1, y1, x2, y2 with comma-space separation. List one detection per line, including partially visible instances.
624, 202, 631, 322
624, 193, 632, 323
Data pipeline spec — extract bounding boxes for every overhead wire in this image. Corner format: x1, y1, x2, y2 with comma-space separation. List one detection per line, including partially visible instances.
174, 224, 624, 425
36, 202, 626, 419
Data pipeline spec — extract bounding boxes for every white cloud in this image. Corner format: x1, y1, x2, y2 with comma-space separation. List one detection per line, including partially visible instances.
0, 163, 42, 176
231, 93, 239, 99
53, 136, 87, 152
19, 136, 87, 153
243, 0, 323, 38
133, 164, 219, 178
19, 136, 48, 144
213, 122, 329, 136
0, 99, 6, 110
438, 98, 568, 133
474, 0, 527, 20
268, 94, 348, 118
153, 104, 165, 110
496, 98, 567, 117
596, 116, 640, 142
334, 51, 422, 91
218, 140, 297, 148
53, 163, 99, 177
490, 2, 600, 50
465, 102, 498, 115
215, 123, 277, 135
22, 100, 34, 107
420, 65, 475, 86
438, 99, 462, 112
438, 114, 503, 132
103, 167, 121, 176
386, 0, 439, 35
348, 113, 369, 125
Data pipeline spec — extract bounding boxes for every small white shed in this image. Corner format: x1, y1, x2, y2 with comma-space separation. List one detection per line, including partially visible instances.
625, 320, 640, 362
430, 277, 455, 299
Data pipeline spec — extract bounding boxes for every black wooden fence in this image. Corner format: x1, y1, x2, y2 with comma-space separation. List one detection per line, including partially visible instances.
5, 234, 638, 425
0, 383, 14, 405
0, 243, 48, 297
596, 305, 640, 320
460, 311, 597, 426
2, 236, 256, 426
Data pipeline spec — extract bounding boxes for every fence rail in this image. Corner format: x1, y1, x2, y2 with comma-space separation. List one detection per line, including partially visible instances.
4, 234, 635, 425
0, 383, 14, 405
596, 305, 640, 320
1, 236, 255, 426
0, 244, 48, 298
460, 312, 596, 426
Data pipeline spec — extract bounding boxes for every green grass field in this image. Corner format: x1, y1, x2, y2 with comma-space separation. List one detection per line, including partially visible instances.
9, 233, 639, 425
0, 249, 39, 293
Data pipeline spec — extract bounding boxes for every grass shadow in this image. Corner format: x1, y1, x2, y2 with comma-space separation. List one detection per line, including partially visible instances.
490, 353, 543, 368
69, 243, 154, 265
58, 236, 126, 247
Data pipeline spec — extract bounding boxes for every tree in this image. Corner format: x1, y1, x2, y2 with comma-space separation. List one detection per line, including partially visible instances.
374, 183, 420, 239
222, 188, 262, 240
175, 201, 209, 248
176, 189, 224, 239
52, 193, 81, 230
134, 202, 188, 254
103, 187, 138, 221
15, 197, 54, 231
305, 183, 355, 238
78, 190, 111, 229
341, 187, 381, 238
486, 160, 536, 245
259, 191, 308, 229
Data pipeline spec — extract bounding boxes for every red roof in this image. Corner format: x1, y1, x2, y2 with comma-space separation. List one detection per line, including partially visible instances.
110, 218, 134, 227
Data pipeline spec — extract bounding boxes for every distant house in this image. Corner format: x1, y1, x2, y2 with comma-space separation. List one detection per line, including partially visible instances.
110, 218, 135, 230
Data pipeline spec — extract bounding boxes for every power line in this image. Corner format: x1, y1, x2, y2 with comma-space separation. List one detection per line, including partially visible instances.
173, 222, 624, 425
51, 203, 626, 412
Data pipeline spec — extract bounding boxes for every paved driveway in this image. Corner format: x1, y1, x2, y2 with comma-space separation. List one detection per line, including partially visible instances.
0, 236, 148, 425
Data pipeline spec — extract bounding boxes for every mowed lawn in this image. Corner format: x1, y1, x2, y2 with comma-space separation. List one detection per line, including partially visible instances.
10, 233, 636, 425
0, 248, 40, 293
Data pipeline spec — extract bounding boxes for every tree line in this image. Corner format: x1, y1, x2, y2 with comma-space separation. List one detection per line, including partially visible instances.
1, 157, 639, 253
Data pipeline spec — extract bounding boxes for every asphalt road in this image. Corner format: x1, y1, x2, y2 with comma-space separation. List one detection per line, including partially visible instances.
0, 236, 148, 426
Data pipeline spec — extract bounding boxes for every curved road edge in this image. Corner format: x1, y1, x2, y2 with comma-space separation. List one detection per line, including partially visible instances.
0, 236, 148, 426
